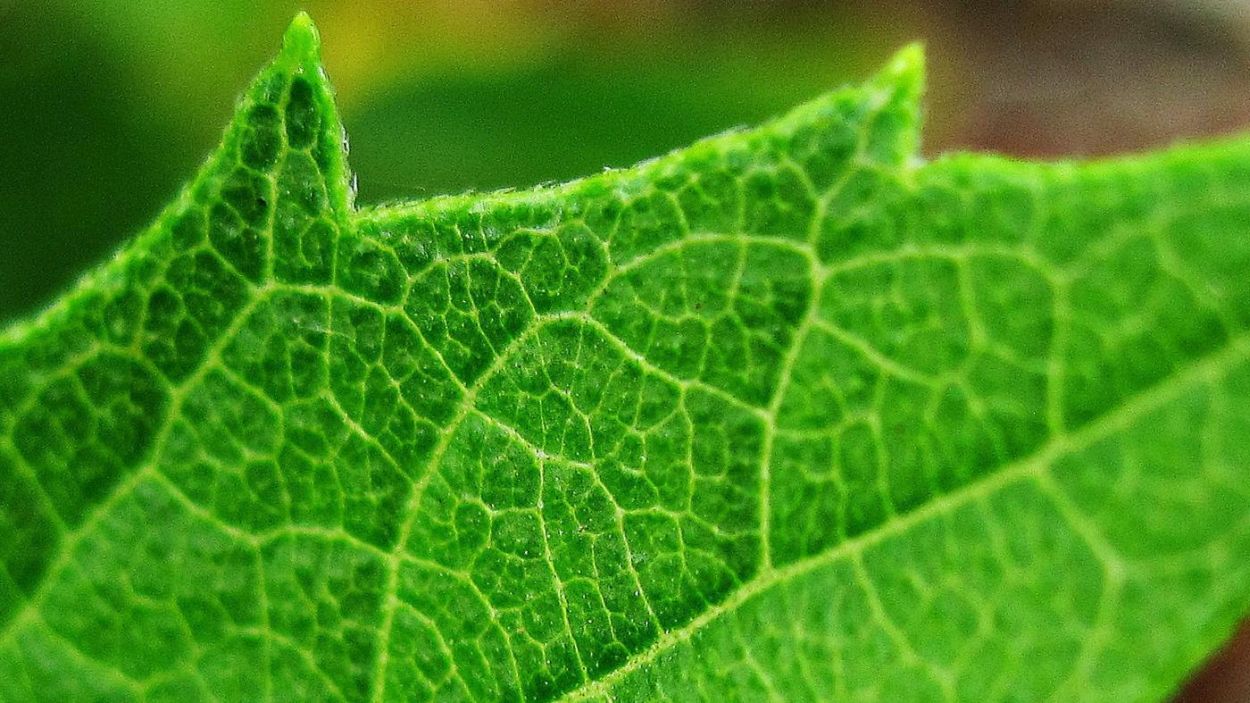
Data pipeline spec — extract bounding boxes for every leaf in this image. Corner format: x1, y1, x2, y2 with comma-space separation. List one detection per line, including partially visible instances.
2, 13, 1249, 703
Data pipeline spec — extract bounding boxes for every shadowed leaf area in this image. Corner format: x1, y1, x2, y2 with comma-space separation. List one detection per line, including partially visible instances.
2, 14, 1250, 703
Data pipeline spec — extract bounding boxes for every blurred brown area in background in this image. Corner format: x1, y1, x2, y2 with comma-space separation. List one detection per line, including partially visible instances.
918, 0, 1250, 157
1183, 621, 1250, 703
2, 0, 1249, 697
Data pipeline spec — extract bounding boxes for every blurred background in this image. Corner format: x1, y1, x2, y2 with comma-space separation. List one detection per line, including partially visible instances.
0, 0, 1248, 698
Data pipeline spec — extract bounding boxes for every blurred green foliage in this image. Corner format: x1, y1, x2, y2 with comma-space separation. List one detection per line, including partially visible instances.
0, 1, 910, 321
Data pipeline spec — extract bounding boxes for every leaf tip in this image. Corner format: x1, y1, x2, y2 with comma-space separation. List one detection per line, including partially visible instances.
877, 42, 925, 102
282, 11, 322, 64
889, 42, 925, 77
850, 42, 926, 165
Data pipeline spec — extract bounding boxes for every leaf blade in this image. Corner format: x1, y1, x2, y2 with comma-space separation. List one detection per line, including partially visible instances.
1, 16, 1248, 703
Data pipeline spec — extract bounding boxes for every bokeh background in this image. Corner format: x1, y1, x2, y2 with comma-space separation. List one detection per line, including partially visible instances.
2, 0, 1249, 698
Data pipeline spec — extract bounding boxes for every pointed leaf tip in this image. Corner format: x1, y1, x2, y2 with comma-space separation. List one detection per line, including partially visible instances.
281, 12, 321, 62
879, 42, 925, 98
891, 43, 925, 74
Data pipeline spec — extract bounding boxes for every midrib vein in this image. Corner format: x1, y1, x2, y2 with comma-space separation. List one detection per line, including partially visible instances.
552, 332, 1250, 703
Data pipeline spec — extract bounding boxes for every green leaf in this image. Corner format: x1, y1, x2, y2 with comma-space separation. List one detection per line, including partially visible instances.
2, 14, 1249, 702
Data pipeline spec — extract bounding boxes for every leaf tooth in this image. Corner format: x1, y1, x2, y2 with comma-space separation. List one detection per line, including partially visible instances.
281, 11, 323, 66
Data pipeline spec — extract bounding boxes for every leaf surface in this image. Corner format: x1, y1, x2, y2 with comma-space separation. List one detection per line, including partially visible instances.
2, 14, 1250, 703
